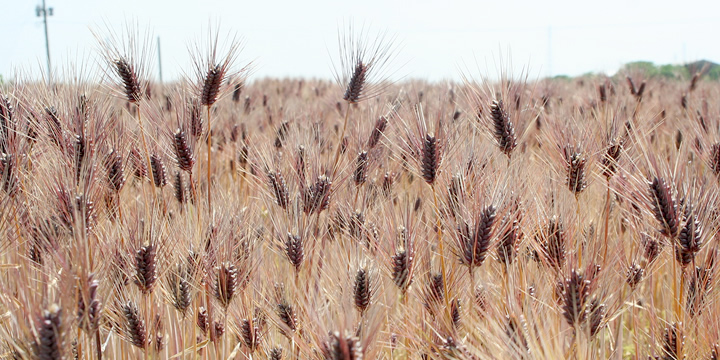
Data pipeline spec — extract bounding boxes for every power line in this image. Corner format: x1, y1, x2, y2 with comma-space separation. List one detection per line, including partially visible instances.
35, 0, 53, 84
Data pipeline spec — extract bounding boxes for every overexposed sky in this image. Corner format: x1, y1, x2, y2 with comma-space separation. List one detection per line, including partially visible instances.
2, 0, 720, 82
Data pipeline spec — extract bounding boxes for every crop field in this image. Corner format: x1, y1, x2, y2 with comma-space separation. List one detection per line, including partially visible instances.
0, 26, 719, 359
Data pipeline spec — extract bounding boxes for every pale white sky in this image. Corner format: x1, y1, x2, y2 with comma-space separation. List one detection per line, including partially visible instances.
2, 0, 720, 82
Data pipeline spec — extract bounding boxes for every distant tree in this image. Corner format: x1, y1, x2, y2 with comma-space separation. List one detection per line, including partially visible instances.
622, 61, 659, 77
686, 60, 719, 77
708, 66, 720, 80
659, 64, 689, 79
616, 61, 720, 80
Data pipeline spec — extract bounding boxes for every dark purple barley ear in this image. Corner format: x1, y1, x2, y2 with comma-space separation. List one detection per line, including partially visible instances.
586, 299, 606, 337
173, 129, 195, 173
106, 150, 126, 192
422, 272, 444, 314
421, 133, 439, 184
686, 265, 712, 317
34, 304, 63, 359
78, 275, 101, 331
190, 100, 204, 139
114, 58, 143, 103
238, 145, 249, 169
563, 145, 587, 194
239, 317, 262, 353
173, 171, 187, 205
601, 143, 622, 179
269, 346, 283, 360
169, 263, 192, 314
214, 321, 225, 339
662, 322, 683, 360
295, 145, 306, 187
381, 172, 394, 197
626, 76, 636, 95
626, 263, 644, 289
153, 314, 165, 352
267, 170, 290, 210
392, 249, 413, 293
150, 154, 167, 188
490, 100, 517, 158
353, 267, 371, 314
641, 234, 663, 265
0, 95, 13, 154
130, 147, 148, 180
367, 115, 388, 149
709, 143, 720, 177
676, 202, 702, 267
135, 243, 158, 294
330, 331, 363, 360
0, 153, 19, 196
649, 176, 679, 238
201, 64, 225, 107
353, 151, 368, 186
451, 298, 461, 329
215, 262, 238, 308
197, 306, 209, 335
458, 205, 496, 268
44, 106, 63, 147
598, 84, 607, 103
635, 81, 646, 101
73, 193, 96, 233
561, 269, 590, 327
73, 133, 87, 184
232, 83, 243, 102
243, 96, 252, 114
284, 233, 304, 272
452, 109, 462, 121
276, 298, 297, 336
497, 199, 522, 265
274, 121, 290, 148
446, 174, 464, 219
303, 175, 331, 214
539, 216, 566, 270
123, 301, 147, 349
343, 62, 368, 104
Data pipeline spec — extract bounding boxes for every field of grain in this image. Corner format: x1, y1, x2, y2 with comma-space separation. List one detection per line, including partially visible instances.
0, 26, 719, 360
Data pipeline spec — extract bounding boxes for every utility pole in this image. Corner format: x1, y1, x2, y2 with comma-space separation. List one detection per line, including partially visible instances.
35, 0, 53, 84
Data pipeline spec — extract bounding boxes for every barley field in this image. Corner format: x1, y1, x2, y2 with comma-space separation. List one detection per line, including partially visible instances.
0, 26, 719, 360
